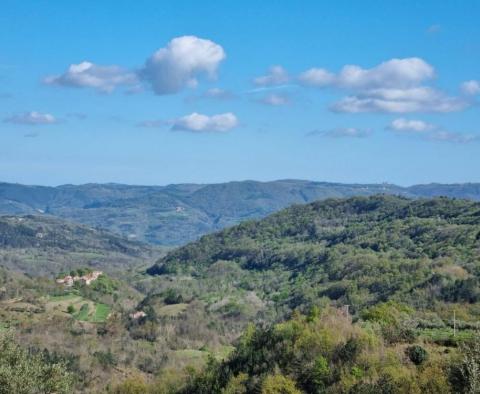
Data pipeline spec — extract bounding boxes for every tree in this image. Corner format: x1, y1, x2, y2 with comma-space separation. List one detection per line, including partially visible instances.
406, 345, 428, 365
261, 374, 302, 394
0, 332, 73, 394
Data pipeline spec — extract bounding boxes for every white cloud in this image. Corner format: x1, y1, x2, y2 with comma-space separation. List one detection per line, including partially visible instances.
171, 112, 238, 133
298, 68, 335, 87
4, 111, 58, 125
44, 61, 138, 93
461, 80, 480, 96
254, 66, 289, 87
141, 36, 226, 95
259, 93, 290, 106
387, 118, 479, 143
308, 127, 371, 139
388, 118, 434, 132
297, 58, 466, 113
300, 58, 434, 90
331, 87, 466, 113
45, 36, 225, 96
428, 130, 479, 144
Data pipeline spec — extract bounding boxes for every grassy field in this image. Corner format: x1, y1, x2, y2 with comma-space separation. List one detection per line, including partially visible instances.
92, 303, 110, 322
419, 327, 478, 343
157, 303, 188, 317
46, 294, 111, 323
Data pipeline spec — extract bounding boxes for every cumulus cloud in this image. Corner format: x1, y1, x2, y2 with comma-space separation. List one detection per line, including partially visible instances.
330, 87, 466, 113
387, 118, 478, 143
298, 58, 466, 113
308, 127, 372, 139
44, 36, 225, 95
44, 61, 138, 93
461, 80, 480, 96
300, 58, 434, 90
4, 111, 58, 125
140, 36, 226, 95
298, 68, 335, 87
254, 66, 289, 87
171, 112, 238, 132
259, 93, 290, 106
388, 118, 434, 132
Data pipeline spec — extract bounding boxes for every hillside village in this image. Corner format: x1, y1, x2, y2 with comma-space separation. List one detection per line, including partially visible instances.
56, 270, 103, 287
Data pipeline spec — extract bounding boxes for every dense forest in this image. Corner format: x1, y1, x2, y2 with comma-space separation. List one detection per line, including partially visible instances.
149, 195, 480, 314
2, 195, 480, 392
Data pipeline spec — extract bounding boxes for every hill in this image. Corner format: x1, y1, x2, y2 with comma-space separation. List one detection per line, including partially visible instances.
148, 195, 480, 313
3, 195, 480, 393
1, 180, 480, 246
0, 215, 159, 276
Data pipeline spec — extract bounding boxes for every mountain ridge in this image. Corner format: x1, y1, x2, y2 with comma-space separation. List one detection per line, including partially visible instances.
1, 180, 480, 245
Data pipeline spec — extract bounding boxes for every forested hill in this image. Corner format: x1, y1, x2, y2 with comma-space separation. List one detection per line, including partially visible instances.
148, 196, 480, 309
1, 180, 480, 245
0, 215, 158, 275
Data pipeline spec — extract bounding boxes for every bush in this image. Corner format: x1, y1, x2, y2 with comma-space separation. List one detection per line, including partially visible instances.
406, 345, 428, 365
163, 288, 184, 305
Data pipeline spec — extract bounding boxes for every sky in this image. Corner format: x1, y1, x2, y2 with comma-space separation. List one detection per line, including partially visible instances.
0, 0, 479, 187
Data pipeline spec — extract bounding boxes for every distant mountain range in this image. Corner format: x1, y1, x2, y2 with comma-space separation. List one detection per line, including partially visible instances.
1, 180, 480, 245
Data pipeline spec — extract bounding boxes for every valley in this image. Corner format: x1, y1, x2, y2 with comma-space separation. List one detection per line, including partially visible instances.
1, 193, 480, 392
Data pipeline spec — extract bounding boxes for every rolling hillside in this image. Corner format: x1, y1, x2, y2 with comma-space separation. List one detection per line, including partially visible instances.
0, 215, 160, 276
1, 180, 480, 245
148, 195, 480, 312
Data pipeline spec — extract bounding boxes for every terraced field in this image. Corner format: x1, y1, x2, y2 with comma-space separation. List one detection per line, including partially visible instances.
45, 294, 111, 323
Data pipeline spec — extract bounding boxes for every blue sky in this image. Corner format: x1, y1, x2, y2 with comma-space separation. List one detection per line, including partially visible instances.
0, 0, 479, 186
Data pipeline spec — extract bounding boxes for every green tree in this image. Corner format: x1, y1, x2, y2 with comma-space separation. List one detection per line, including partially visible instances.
261, 374, 302, 394
0, 332, 73, 394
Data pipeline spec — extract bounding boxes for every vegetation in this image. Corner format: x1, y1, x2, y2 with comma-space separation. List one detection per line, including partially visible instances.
0, 215, 159, 276
179, 308, 455, 393
2, 195, 480, 392
149, 195, 480, 317
2, 180, 479, 246
0, 332, 73, 393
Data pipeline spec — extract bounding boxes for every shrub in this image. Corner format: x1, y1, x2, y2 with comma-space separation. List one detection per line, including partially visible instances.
163, 288, 184, 305
406, 345, 428, 365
